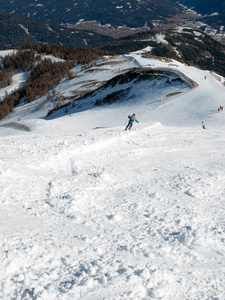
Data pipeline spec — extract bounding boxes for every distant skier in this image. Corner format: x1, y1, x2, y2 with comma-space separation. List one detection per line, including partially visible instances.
125, 114, 139, 130
202, 121, 206, 129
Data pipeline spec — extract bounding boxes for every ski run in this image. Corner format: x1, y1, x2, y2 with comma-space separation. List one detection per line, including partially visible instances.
0, 49, 225, 299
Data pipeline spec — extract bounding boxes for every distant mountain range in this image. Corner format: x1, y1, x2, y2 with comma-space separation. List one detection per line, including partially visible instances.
0, 0, 225, 46
0, 0, 182, 28
1, 0, 225, 30
0, 13, 111, 50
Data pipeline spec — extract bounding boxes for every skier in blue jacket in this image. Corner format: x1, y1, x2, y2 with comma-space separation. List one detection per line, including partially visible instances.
125, 114, 139, 130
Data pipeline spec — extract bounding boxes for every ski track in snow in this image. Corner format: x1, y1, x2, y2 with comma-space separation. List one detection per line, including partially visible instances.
0, 123, 225, 299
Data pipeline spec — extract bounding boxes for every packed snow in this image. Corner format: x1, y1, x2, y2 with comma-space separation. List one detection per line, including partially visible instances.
0, 50, 225, 300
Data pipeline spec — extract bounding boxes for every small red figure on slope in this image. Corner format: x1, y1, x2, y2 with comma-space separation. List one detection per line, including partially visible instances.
202, 121, 206, 129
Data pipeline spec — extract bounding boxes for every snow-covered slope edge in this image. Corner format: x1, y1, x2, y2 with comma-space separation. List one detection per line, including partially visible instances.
42, 53, 225, 131
1, 51, 224, 133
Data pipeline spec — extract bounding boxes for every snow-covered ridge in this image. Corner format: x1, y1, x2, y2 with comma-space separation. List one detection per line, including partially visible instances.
1, 50, 224, 129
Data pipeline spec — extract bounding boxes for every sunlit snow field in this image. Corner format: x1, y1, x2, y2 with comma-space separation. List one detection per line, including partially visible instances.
0, 50, 225, 299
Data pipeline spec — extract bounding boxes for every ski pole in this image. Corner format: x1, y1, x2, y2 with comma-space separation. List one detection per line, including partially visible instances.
123, 118, 128, 126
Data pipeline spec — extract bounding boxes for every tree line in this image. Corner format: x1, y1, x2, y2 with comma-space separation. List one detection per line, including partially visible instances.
20, 44, 113, 64
0, 45, 114, 120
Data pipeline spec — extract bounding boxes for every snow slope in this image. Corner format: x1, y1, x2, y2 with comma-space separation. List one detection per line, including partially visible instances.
0, 51, 225, 299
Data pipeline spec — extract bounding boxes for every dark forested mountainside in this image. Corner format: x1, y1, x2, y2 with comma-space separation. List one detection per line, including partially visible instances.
0, 0, 182, 28
0, 13, 111, 50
